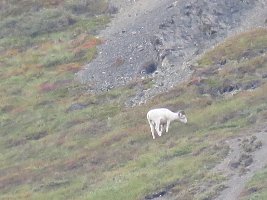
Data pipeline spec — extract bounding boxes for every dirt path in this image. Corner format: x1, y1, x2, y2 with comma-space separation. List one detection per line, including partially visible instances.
214, 127, 267, 200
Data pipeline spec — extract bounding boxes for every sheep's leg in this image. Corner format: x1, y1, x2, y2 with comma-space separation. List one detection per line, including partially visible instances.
155, 121, 162, 136
149, 120, 156, 139
160, 124, 164, 133
160, 123, 166, 133
150, 124, 156, 139
166, 121, 170, 133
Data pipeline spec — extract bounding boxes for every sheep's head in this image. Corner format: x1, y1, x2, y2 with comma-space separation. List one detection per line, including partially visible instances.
177, 110, 187, 123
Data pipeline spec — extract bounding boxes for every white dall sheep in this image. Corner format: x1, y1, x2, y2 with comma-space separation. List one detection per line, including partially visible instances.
147, 108, 187, 139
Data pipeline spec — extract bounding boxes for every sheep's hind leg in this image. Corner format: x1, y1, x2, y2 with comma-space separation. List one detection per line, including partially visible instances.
160, 124, 164, 133
155, 121, 162, 137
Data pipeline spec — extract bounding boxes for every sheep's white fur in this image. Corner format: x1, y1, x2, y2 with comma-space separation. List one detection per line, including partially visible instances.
147, 108, 187, 139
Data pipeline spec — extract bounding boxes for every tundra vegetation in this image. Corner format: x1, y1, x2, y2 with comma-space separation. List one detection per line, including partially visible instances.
0, 1, 267, 199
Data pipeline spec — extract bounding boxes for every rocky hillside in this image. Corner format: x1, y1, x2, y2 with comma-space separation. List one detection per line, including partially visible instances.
1, 1, 267, 200
76, 0, 267, 106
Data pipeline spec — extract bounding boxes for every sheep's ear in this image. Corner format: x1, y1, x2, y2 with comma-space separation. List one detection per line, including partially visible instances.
179, 110, 185, 115
178, 110, 185, 117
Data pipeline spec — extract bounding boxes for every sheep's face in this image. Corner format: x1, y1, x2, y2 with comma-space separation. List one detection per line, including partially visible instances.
178, 111, 187, 123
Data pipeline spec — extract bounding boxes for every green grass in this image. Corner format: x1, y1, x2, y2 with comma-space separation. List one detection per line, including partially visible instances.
241, 167, 267, 200
1, 2, 267, 199
198, 28, 267, 67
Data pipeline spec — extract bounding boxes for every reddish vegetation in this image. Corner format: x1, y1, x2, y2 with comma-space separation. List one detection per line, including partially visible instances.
11, 107, 26, 115
38, 41, 54, 51
187, 76, 202, 86
56, 134, 66, 146
81, 38, 102, 49
72, 34, 102, 52
64, 156, 87, 171
101, 132, 129, 147
39, 79, 72, 93
7, 64, 42, 78
39, 82, 57, 92
3, 48, 20, 57
58, 63, 82, 73
0, 168, 30, 190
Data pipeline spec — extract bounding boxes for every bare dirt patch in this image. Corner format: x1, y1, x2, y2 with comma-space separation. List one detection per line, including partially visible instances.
214, 126, 267, 200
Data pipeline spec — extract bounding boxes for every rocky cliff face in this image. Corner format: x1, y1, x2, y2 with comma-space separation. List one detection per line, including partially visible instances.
76, 0, 267, 106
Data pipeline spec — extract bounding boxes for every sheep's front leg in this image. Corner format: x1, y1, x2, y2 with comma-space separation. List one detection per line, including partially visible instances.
148, 120, 156, 139
166, 121, 170, 133
149, 123, 156, 139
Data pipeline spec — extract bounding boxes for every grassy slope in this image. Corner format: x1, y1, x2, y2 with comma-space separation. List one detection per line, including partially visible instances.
241, 167, 267, 200
0, 1, 267, 199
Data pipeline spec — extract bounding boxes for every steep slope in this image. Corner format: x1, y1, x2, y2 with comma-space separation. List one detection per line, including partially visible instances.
76, 0, 267, 106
